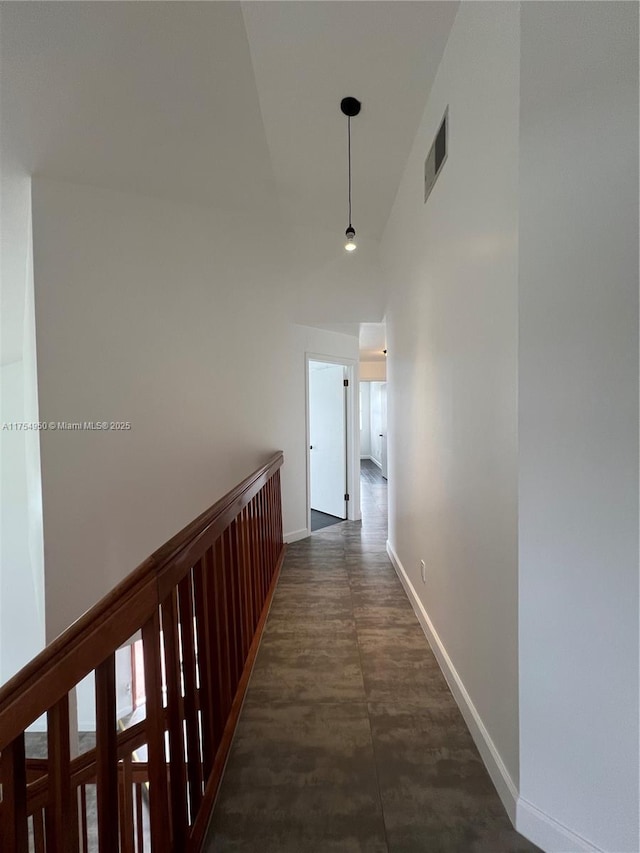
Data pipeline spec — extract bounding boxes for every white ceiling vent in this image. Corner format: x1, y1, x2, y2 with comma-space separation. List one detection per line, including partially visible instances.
424, 107, 448, 204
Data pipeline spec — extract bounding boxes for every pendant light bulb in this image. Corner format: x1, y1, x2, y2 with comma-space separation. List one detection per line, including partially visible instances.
340, 97, 361, 253
345, 225, 357, 252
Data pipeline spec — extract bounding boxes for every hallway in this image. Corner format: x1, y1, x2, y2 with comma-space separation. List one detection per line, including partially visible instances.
206, 464, 539, 852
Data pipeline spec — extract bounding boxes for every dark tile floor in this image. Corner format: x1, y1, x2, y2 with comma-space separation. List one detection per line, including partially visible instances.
206, 464, 539, 852
311, 508, 344, 532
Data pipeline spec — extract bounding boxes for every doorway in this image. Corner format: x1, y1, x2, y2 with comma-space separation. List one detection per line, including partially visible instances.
306, 355, 358, 534
360, 380, 388, 480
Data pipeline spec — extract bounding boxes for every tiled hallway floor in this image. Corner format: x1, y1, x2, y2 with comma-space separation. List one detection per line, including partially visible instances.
206, 464, 539, 852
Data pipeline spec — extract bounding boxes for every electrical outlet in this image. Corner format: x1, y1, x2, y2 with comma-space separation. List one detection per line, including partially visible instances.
420, 560, 426, 583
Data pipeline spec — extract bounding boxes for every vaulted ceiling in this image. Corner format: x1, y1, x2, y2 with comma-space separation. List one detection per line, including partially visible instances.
1, 2, 458, 358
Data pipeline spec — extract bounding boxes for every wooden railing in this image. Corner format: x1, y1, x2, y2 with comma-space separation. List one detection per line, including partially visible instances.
0, 452, 285, 852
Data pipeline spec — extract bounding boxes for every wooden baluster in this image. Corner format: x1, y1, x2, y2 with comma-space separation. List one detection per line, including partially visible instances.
33, 809, 45, 853
241, 507, 256, 634
259, 487, 269, 587
267, 483, 274, 578
212, 536, 232, 726
177, 571, 203, 819
234, 513, 247, 655
234, 517, 247, 665
244, 508, 256, 638
238, 507, 256, 636
253, 489, 261, 596
271, 476, 278, 567
1, 733, 28, 853
264, 480, 273, 571
223, 526, 242, 693
161, 589, 188, 848
95, 656, 119, 852
276, 469, 283, 546
273, 476, 279, 562
266, 478, 274, 574
193, 554, 215, 776
119, 755, 135, 853
79, 786, 88, 853
260, 484, 271, 599
46, 692, 79, 851
249, 496, 259, 608
243, 510, 253, 649
251, 495, 266, 613
230, 517, 249, 660
269, 480, 276, 576
252, 493, 261, 603
272, 476, 278, 556
256, 492, 267, 606
245, 503, 259, 633
142, 610, 170, 852
135, 784, 144, 853
204, 543, 225, 755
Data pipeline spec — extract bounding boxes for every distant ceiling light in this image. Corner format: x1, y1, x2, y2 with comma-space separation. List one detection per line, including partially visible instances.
341, 96, 361, 252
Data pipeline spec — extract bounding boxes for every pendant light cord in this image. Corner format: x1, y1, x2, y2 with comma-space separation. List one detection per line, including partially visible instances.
348, 115, 352, 228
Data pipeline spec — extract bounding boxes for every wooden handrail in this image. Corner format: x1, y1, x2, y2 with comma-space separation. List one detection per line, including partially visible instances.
0, 450, 285, 852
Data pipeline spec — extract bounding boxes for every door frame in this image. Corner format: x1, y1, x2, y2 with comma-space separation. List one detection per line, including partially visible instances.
305, 352, 360, 534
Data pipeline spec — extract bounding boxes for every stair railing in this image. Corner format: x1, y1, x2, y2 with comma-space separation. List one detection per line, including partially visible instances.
0, 451, 285, 852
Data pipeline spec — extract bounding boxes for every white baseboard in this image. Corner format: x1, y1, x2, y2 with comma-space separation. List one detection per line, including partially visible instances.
386, 540, 518, 825
516, 798, 602, 852
284, 528, 309, 544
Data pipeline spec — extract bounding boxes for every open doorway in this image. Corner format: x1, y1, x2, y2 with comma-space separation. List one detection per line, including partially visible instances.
360, 380, 387, 480
359, 378, 388, 535
306, 355, 358, 534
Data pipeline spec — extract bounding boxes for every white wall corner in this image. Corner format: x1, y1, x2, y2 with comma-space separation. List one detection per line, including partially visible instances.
516, 798, 604, 853
386, 540, 519, 826
284, 528, 310, 544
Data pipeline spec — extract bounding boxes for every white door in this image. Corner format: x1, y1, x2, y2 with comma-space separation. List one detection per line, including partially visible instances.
309, 361, 346, 519
370, 382, 382, 467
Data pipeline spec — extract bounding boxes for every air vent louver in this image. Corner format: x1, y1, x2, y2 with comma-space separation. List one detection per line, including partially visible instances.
424, 107, 448, 203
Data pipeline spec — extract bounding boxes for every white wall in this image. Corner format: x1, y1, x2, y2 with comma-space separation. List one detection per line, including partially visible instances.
383, 2, 639, 848
382, 0, 521, 800
0, 362, 46, 682
360, 360, 386, 382
0, 173, 46, 685
517, 4, 639, 851
31, 177, 359, 640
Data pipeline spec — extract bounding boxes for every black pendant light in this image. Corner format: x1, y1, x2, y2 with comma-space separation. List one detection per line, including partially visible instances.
341, 97, 361, 252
